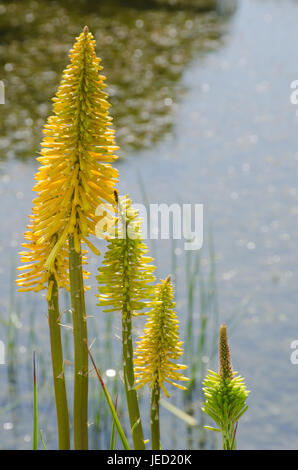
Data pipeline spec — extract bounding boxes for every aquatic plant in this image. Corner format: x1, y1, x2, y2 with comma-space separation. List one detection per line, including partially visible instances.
17, 26, 119, 449
202, 324, 249, 450
97, 194, 155, 449
134, 275, 189, 449
14, 24, 251, 453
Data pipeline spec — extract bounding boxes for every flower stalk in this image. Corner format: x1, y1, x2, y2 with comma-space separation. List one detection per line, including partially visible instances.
47, 275, 70, 449
69, 234, 88, 449
150, 381, 161, 450
122, 308, 144, 449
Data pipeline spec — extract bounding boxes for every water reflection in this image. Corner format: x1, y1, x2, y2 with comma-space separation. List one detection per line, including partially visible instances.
0, 0, 235, 159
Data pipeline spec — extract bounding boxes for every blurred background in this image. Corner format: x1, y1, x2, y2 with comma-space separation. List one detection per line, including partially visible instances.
1, 0, 298, 450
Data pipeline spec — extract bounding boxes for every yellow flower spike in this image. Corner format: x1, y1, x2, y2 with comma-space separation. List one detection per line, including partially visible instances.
17, 25, 119, 293
134, 275, 189, 450
16, 26, 120, 450
134, 275, 188, 394
97, 195, 155, 315
97, 195, 155, 450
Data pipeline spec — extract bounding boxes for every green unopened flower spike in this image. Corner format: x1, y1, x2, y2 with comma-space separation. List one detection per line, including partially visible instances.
97, 194, 156, 450
202, 324, 250, 450
134, 276, 189, 450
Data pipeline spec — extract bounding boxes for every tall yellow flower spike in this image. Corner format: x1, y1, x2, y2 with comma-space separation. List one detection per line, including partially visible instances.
16, 26, 118, 294
16, 26, 119, 450
134, 275, 189, 397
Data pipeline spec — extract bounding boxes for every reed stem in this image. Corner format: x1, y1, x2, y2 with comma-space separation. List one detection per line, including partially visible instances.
48, 275, 70, 450
33, 351, 38, 450
69, 234, 88, 450
122, 310, 145, 450
150, 381, 161, 450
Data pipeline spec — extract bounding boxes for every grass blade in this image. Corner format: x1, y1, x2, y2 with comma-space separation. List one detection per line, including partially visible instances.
160, 398, 198, 427
40, 430, 47, 449
84, 340, 130, 450
110, 394, 118, 450
33, 351, 38, 450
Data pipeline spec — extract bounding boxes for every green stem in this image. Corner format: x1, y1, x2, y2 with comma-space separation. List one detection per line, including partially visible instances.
222, 423, 236, 450
48, 275, 70, 450
119, 215, 145, 450
151, 381, 161, 450
122, 311, 145, 450
33, 351, 38, 450
69, 234, 88, 450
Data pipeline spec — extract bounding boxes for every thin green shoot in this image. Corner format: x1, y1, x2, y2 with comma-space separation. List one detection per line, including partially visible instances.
84, 340, 130, 450
33, 351, 38, 450
110, 394, 119, 450
160, 399, 198, 427
40, 430, 47, 449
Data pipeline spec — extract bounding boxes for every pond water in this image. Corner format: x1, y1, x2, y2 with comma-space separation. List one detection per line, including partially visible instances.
1, 0, 298, 450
